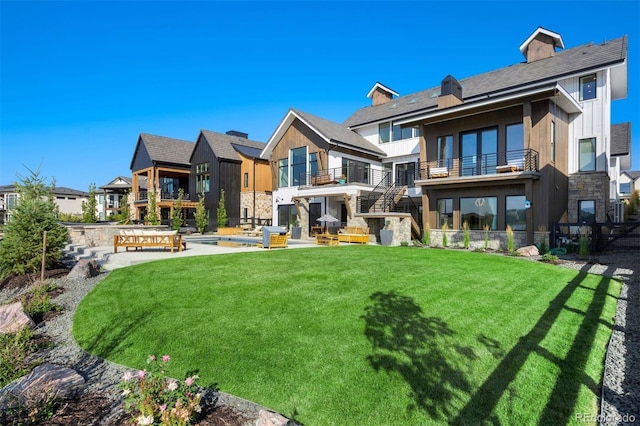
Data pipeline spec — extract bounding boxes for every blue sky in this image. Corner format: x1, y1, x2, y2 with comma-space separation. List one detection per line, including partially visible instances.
1, 0, 638, 191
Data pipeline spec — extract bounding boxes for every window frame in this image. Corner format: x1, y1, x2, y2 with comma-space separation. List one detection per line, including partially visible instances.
579, 137, 596, 172
506, 195, 527, 231
460, 196, 498, 230
579, 74, 597, 101
578, 200, 596, 224
436, 198, 453, 229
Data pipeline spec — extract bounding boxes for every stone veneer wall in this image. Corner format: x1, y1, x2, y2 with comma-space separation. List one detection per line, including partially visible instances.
428, 229, 549, 251
568, 172, 610, 223
67, 225, 170, 247
240, 192, 272, 224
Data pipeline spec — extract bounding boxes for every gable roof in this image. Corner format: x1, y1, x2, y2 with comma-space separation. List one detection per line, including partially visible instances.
611, 122, 631, 156
519, 26, 565, 56
99, 176, 132, 191
261, 108, 387, 159
197, 130, 266, 162
344, 34, 627, 128
130, 133, 194, 169
622, 170, 640, 181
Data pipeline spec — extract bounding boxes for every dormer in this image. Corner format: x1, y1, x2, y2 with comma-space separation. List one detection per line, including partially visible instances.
519, 27, 564, 63
367, 82, 399, 107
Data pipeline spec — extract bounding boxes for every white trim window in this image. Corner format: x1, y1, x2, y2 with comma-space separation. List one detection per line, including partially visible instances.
579, 138, 596, 172
579, 74, 596, 101
379, 121, 420, 144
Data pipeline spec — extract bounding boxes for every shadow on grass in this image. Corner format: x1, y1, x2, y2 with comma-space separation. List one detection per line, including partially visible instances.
361, 290, 473, 421
452, 267, 615, 425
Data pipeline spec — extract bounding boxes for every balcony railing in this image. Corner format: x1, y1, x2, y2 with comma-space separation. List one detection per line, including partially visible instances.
419, 149, 539, 180
298, 166, 387, 188
134, 191, 192, 202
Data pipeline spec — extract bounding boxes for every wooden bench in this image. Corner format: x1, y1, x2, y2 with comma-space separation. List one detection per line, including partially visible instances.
497, 158, 525, 173
256, 234, 288, 249
114, 231, 183, 253
337, 227, 369, 244
311, 173, 336, 186
429, 167, 449, 178
315, 233, 339, 246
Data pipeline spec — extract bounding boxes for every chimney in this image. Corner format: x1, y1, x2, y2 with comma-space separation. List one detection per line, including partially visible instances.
367, 82, 399, 107
226, 130, 248, 139
437, 75, 463, 109
520, 27, 564, 63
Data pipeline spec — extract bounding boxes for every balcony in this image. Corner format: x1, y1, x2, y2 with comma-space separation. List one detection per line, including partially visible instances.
419, 149, 539, 181
298, 167, 388, 188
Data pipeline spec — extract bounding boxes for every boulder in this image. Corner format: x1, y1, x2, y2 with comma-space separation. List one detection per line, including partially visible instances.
0, 364, 85, 411
516, 245, 540, 257
67, 259, 100, 280
0, 302, 35, 334
256, 409, 290, 426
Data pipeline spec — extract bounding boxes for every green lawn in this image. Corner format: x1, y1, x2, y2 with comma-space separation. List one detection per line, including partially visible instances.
73, 246, 620, 425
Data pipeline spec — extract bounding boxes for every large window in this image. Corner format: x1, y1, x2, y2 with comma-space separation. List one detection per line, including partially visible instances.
342, 158, 370, 184
396, 162, 416, 186
437, 198, 453, 228
506, 123, 524, 162
506, 195, 526, 231
579, 138, 596, 172
277, 204, 297, 229
461, 128, 498, 176
460, 197, 497, 230
278, 158, 289, 187
379, 121, 420, 143
436, 135, 453, 168
195, 162, 210, 194
291, 147, 307, 186
580, 74, 597, 101
578, 200, 595, 224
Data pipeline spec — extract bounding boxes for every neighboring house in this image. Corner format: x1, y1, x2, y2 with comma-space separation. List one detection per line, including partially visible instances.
128, 130, 272, 230
189, 130, 271, 230
262, 27, 629, 246
611, 122, 632, 198
97, 176, 132, 221
129, 133, 197, 225
0, 184, 90, 223
619, 171, 640, 199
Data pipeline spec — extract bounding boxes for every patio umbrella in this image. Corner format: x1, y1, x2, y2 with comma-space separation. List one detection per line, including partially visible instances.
316, 213, 339, 233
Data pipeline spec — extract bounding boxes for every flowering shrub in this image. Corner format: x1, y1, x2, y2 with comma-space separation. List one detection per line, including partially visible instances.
119, 354, 202, 425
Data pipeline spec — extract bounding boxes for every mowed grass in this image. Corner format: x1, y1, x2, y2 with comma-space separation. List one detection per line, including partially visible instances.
73, 246, 621, 425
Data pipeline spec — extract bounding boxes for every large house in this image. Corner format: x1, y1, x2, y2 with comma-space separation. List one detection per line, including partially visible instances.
128, 131, 271, 230
262, 27, 630, 246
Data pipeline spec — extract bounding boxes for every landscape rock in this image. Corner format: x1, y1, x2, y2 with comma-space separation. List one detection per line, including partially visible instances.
0, 363, 85, 411
67, 259, 100, 280
0, 301, 35, 334
516, 245, 539, 257
256, 409, 290, 426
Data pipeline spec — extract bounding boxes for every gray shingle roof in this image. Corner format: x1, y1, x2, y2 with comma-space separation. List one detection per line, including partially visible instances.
199, 130, 266, 162
611, 122, 631, 156
625, 171, 640, 180
344, 36, 627, 128
0, 185, 89, 197
292, 108, 386, 157
139, 133, 194, 166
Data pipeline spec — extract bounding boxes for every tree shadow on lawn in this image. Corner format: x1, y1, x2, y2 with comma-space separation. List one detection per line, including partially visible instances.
361, 290, 475, 421
451, 268, 615, 425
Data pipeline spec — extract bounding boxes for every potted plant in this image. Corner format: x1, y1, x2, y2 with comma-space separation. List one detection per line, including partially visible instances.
291, 219, 302, 239
339, 174, 347, 184
379, 220, 393, 246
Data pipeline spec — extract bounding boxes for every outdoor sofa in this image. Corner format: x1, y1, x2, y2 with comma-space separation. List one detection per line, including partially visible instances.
337, 226, 370, 244
113, 229, 183, 253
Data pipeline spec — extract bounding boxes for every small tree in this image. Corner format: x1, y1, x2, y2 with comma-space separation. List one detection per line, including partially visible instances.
217, 189, 227, 228
195, 192, 208, 233
171, 188, 184, 231
506, 225, 515, 252
81, 183, 98, 223
441, 222, 448, 247
0, 167, 69, 277
462, 221, 470, 249
118, 191, 131, 224
144, 190, 159, 225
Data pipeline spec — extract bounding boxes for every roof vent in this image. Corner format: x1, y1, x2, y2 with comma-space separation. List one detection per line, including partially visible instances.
226, 130, 248, 139
437, 75, 463, 109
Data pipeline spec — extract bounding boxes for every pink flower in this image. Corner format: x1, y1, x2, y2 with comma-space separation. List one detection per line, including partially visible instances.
162, 354, 171, 363
185, 376, 195, 386
122, 371, 133, 382
148, 355, 156, 362
137, 370, 147, 380
159, 404, 167, 412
